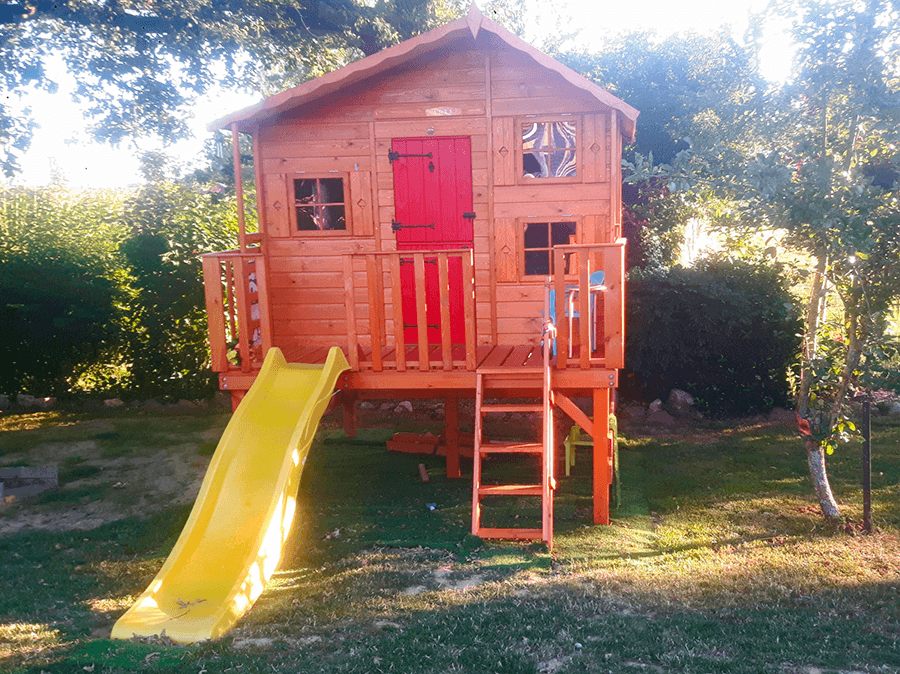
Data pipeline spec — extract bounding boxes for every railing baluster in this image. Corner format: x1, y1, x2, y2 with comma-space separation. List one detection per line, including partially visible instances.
343, 254, 359, 371
390, 253, 406, 371
254, 255, 273, 358
462, 250, 476, 370
225, 260, 237, 341
579, 250, 591, 369
367, 255, 383, 372
413, 253, 430, 372
202, 257, 228, 373
438, 252, 452, 371
603, 241, 625, 369
554, 248, 567, 370
232, 257, 252, 373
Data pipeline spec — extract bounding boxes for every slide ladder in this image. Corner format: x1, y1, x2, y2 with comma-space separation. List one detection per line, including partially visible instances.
471, 335, 555, 548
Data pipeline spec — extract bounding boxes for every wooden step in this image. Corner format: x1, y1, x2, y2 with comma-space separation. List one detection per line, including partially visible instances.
475, 527, 544, 540
478, 484, 542, 497
479, 441, 543, 454
480, 403, 542, 414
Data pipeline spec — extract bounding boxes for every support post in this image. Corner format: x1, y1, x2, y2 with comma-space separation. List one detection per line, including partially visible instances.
342, 392, 357, 439
444, 392, 461, 479
863, 397, 872, 534
231, 123, 247, 253
593, 387, 611, 524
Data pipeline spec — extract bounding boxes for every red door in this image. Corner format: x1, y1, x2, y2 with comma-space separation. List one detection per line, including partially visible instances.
391, 136, 473, 344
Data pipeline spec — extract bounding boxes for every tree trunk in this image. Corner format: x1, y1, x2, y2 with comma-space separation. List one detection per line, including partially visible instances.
804, 437, 841, 520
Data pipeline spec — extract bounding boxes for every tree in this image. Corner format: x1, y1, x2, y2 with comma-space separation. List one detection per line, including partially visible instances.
0, 185, 129, 395
626, 0, 900, 520
558, 31, 763, 271
0, 0, 468, 177
758, 0, 900, 520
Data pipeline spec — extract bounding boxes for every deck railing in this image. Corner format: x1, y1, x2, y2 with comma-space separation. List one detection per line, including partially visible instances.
201, 249, 272, 374
549, 238, 626, 371
342, 249, 477, 372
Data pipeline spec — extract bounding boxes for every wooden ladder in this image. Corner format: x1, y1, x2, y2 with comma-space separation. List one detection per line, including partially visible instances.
471, 337, 555, 548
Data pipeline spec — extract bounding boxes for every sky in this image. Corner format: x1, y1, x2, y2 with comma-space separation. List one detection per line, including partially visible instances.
11, 0, 785, 190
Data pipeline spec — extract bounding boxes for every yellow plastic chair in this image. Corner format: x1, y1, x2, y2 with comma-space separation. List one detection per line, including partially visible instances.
564, 421, 594, 477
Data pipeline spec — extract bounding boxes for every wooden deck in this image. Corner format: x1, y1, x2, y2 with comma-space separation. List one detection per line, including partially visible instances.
215, 342, 617, 400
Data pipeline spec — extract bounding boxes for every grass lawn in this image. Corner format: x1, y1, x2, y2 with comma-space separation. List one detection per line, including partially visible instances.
0, 407, 897, 673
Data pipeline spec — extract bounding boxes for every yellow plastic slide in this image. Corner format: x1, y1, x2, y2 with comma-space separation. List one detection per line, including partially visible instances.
112, 346, 350, 643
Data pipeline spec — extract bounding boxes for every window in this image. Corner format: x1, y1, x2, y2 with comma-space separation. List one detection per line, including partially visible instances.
293, 176, 346, 232
522, 221, 577, 276
521, 118, 578, 180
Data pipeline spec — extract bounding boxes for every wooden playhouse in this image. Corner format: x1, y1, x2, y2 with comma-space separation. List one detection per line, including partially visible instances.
202, 5, 638, 547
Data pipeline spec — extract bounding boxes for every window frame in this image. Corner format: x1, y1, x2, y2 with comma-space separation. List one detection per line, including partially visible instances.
515, 115, 582, 185
517, 216, 582, 282
287, 172, 353, 237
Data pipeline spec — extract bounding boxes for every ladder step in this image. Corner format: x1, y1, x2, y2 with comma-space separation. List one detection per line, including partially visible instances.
480, 403, 542, 414
478, 484, 542, 497
480, 441, 543, 454
475, 527, 544, 540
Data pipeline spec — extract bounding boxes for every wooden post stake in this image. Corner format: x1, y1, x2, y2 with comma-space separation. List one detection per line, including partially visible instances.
445, 392, 461, 479
593, 387, 611, 525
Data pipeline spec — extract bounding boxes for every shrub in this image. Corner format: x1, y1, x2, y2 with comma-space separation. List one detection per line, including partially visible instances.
118, 181, 240, 400
624, 257, 802, 417
0, 187, 128, 396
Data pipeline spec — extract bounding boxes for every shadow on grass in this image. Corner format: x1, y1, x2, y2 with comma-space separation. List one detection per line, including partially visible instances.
3, 416, 900, 673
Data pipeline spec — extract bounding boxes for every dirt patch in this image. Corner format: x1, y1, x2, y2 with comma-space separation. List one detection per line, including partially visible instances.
0, 417, 219, 536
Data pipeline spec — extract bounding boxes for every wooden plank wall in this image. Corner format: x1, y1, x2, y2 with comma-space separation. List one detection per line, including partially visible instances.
254, 38, 624, 352
485, 41, 618, 345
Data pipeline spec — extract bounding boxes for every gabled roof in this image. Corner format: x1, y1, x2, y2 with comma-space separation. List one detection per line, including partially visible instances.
209, 4, 639, 141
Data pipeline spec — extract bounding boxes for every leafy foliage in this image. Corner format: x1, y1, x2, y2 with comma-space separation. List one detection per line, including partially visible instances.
0, 186, 128, 395
118, 181, 242, 399
0, 180, 241, 400
625, 258, 802, 417
0, 0, 472, 176
617, 0, 900, 517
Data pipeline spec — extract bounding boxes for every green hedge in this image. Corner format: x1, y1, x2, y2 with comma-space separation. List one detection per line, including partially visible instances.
623, 258, 802, 417
0, 183, 240, 400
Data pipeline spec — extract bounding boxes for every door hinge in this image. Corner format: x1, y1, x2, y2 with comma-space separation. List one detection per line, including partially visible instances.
392, 221, 435, 232
389, 150, 433, 163
462, 212, 476, 220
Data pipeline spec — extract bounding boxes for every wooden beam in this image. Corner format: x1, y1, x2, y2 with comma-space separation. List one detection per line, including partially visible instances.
593, 387, 611, 525
485, 53, 498, 344
231, 123, 247, 252
554, 392, 592, 437
445, 391, 461, 479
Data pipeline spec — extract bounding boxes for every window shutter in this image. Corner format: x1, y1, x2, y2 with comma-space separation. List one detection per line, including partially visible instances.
494, 218, 517, 282
582, 114, 608, 184
492, 117, 515, 186
264, 173, 289, 238
349, 171, 374, 236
